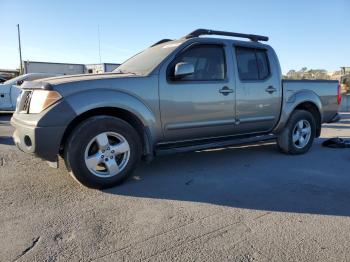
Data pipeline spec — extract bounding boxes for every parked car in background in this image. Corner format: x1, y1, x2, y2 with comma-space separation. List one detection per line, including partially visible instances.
0, 73, 59, 111
11, 29, 341, 189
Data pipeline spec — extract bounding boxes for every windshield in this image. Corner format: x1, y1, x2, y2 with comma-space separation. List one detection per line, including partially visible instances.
114, 40, 183, 75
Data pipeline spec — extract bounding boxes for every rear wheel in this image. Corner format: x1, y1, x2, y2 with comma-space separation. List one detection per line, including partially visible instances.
64, 116, 141, 188
277, 110, 316, 154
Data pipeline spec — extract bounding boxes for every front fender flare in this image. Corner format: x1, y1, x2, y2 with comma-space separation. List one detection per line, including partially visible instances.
64, 89, 161, 145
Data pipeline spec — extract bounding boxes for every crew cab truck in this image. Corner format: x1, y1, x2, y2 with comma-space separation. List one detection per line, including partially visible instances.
11, 29, 341, 189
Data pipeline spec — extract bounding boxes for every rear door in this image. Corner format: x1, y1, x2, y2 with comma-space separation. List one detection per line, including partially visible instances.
233, 46, 281, 133
159, 43, 236, 141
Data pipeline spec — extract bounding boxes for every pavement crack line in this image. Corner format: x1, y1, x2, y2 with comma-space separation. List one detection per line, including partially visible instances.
141, 220, 247, 262
253, 211, 272, 221
13, 236, 40, 262
91, 209, 230, 261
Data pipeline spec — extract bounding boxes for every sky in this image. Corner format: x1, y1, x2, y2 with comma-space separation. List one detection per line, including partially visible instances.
0, 0, 349, 74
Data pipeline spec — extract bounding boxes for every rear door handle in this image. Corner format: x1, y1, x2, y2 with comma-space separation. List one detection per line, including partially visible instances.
219, 86, 234, 96
265, 86, 276, 94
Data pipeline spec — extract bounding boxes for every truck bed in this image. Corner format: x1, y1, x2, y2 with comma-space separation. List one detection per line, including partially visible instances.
282, 80, 339, 123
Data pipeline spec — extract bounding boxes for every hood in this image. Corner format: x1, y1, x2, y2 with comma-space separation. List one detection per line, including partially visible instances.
21, 72, 139, 90
36, 72, 138, 86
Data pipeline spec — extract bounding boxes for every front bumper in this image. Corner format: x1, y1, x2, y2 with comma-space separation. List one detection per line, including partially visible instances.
11, 115, 65, 162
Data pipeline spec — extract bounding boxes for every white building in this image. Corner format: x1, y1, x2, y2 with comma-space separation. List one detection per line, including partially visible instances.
23, 61, 120, 75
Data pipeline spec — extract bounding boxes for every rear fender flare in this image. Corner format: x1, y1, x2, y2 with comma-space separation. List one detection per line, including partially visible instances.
274, 90, 322, 133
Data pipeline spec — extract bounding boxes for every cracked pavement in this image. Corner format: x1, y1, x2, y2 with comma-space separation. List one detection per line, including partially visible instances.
0, 113, 350, 261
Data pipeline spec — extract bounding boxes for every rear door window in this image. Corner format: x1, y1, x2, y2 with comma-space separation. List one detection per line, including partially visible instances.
235, 47, 270, 81
256, 50, 270, 80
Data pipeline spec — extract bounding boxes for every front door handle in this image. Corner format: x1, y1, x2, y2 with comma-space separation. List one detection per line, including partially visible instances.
265, 86, 276, 94
219, 86, 234, 96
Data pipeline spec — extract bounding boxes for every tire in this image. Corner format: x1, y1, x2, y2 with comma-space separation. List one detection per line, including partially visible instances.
64, 116, 142, 189
277, 110, 316, 155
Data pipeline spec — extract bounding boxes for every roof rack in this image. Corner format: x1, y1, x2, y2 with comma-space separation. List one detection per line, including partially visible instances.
184, 29, 269, 42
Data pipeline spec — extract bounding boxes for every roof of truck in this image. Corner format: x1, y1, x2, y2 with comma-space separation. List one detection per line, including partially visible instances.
183, 29, 269, 42
151, 29, 270, 49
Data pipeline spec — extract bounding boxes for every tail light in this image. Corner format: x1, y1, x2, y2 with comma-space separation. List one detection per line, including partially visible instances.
337, 82, 342, 105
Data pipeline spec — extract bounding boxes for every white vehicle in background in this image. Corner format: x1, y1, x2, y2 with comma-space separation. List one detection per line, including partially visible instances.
0, 73, 59, 111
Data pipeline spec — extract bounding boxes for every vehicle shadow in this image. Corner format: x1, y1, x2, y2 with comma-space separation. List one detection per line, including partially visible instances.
0, 112, 13, 117
0, 114, 12, 123
104, 140, 350, 217
0, 136, 14, 145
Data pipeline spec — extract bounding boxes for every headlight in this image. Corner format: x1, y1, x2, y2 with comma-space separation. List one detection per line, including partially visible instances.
29, 90, 62, 114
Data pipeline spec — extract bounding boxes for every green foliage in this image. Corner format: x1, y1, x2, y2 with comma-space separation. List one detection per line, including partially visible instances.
286, 67, 330, 80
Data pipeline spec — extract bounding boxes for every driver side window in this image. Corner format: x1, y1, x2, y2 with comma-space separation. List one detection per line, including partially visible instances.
169, 44, 226, 81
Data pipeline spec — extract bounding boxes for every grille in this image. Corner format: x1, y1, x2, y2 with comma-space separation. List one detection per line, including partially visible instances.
18, 91, 32, 113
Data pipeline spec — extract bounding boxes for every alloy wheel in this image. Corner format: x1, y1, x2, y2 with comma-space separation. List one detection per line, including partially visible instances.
292, 120, 311, 149
84, 132, 130, 178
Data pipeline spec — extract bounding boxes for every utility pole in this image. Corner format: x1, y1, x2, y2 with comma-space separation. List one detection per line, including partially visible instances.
17, 24, 23, 74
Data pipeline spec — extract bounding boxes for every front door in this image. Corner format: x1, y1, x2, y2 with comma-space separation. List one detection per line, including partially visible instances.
159, 43, 236, 142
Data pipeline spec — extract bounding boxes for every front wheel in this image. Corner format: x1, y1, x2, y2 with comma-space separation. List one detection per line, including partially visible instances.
277, 110, 316, 154
64, 116, 142, 189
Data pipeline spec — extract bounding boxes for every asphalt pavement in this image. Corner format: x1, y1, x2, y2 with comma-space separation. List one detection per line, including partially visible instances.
0, 113, 350, 261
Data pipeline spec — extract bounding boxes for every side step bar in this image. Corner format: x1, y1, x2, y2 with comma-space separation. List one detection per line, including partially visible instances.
155, 134, 276, 156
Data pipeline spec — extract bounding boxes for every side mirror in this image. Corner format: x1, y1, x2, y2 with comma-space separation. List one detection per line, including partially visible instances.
16, 80, 24, 86
174, 62, 194, 78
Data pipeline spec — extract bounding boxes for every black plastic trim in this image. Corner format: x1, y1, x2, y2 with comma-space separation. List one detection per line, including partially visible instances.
156, 133, 276, 155
150, 39, 173, 47
184, 29, 269, 42
21, 81, 53, 90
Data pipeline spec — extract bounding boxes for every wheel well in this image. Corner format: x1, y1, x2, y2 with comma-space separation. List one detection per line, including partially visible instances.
294, 102, 321, 137
59, 107, 151, 157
